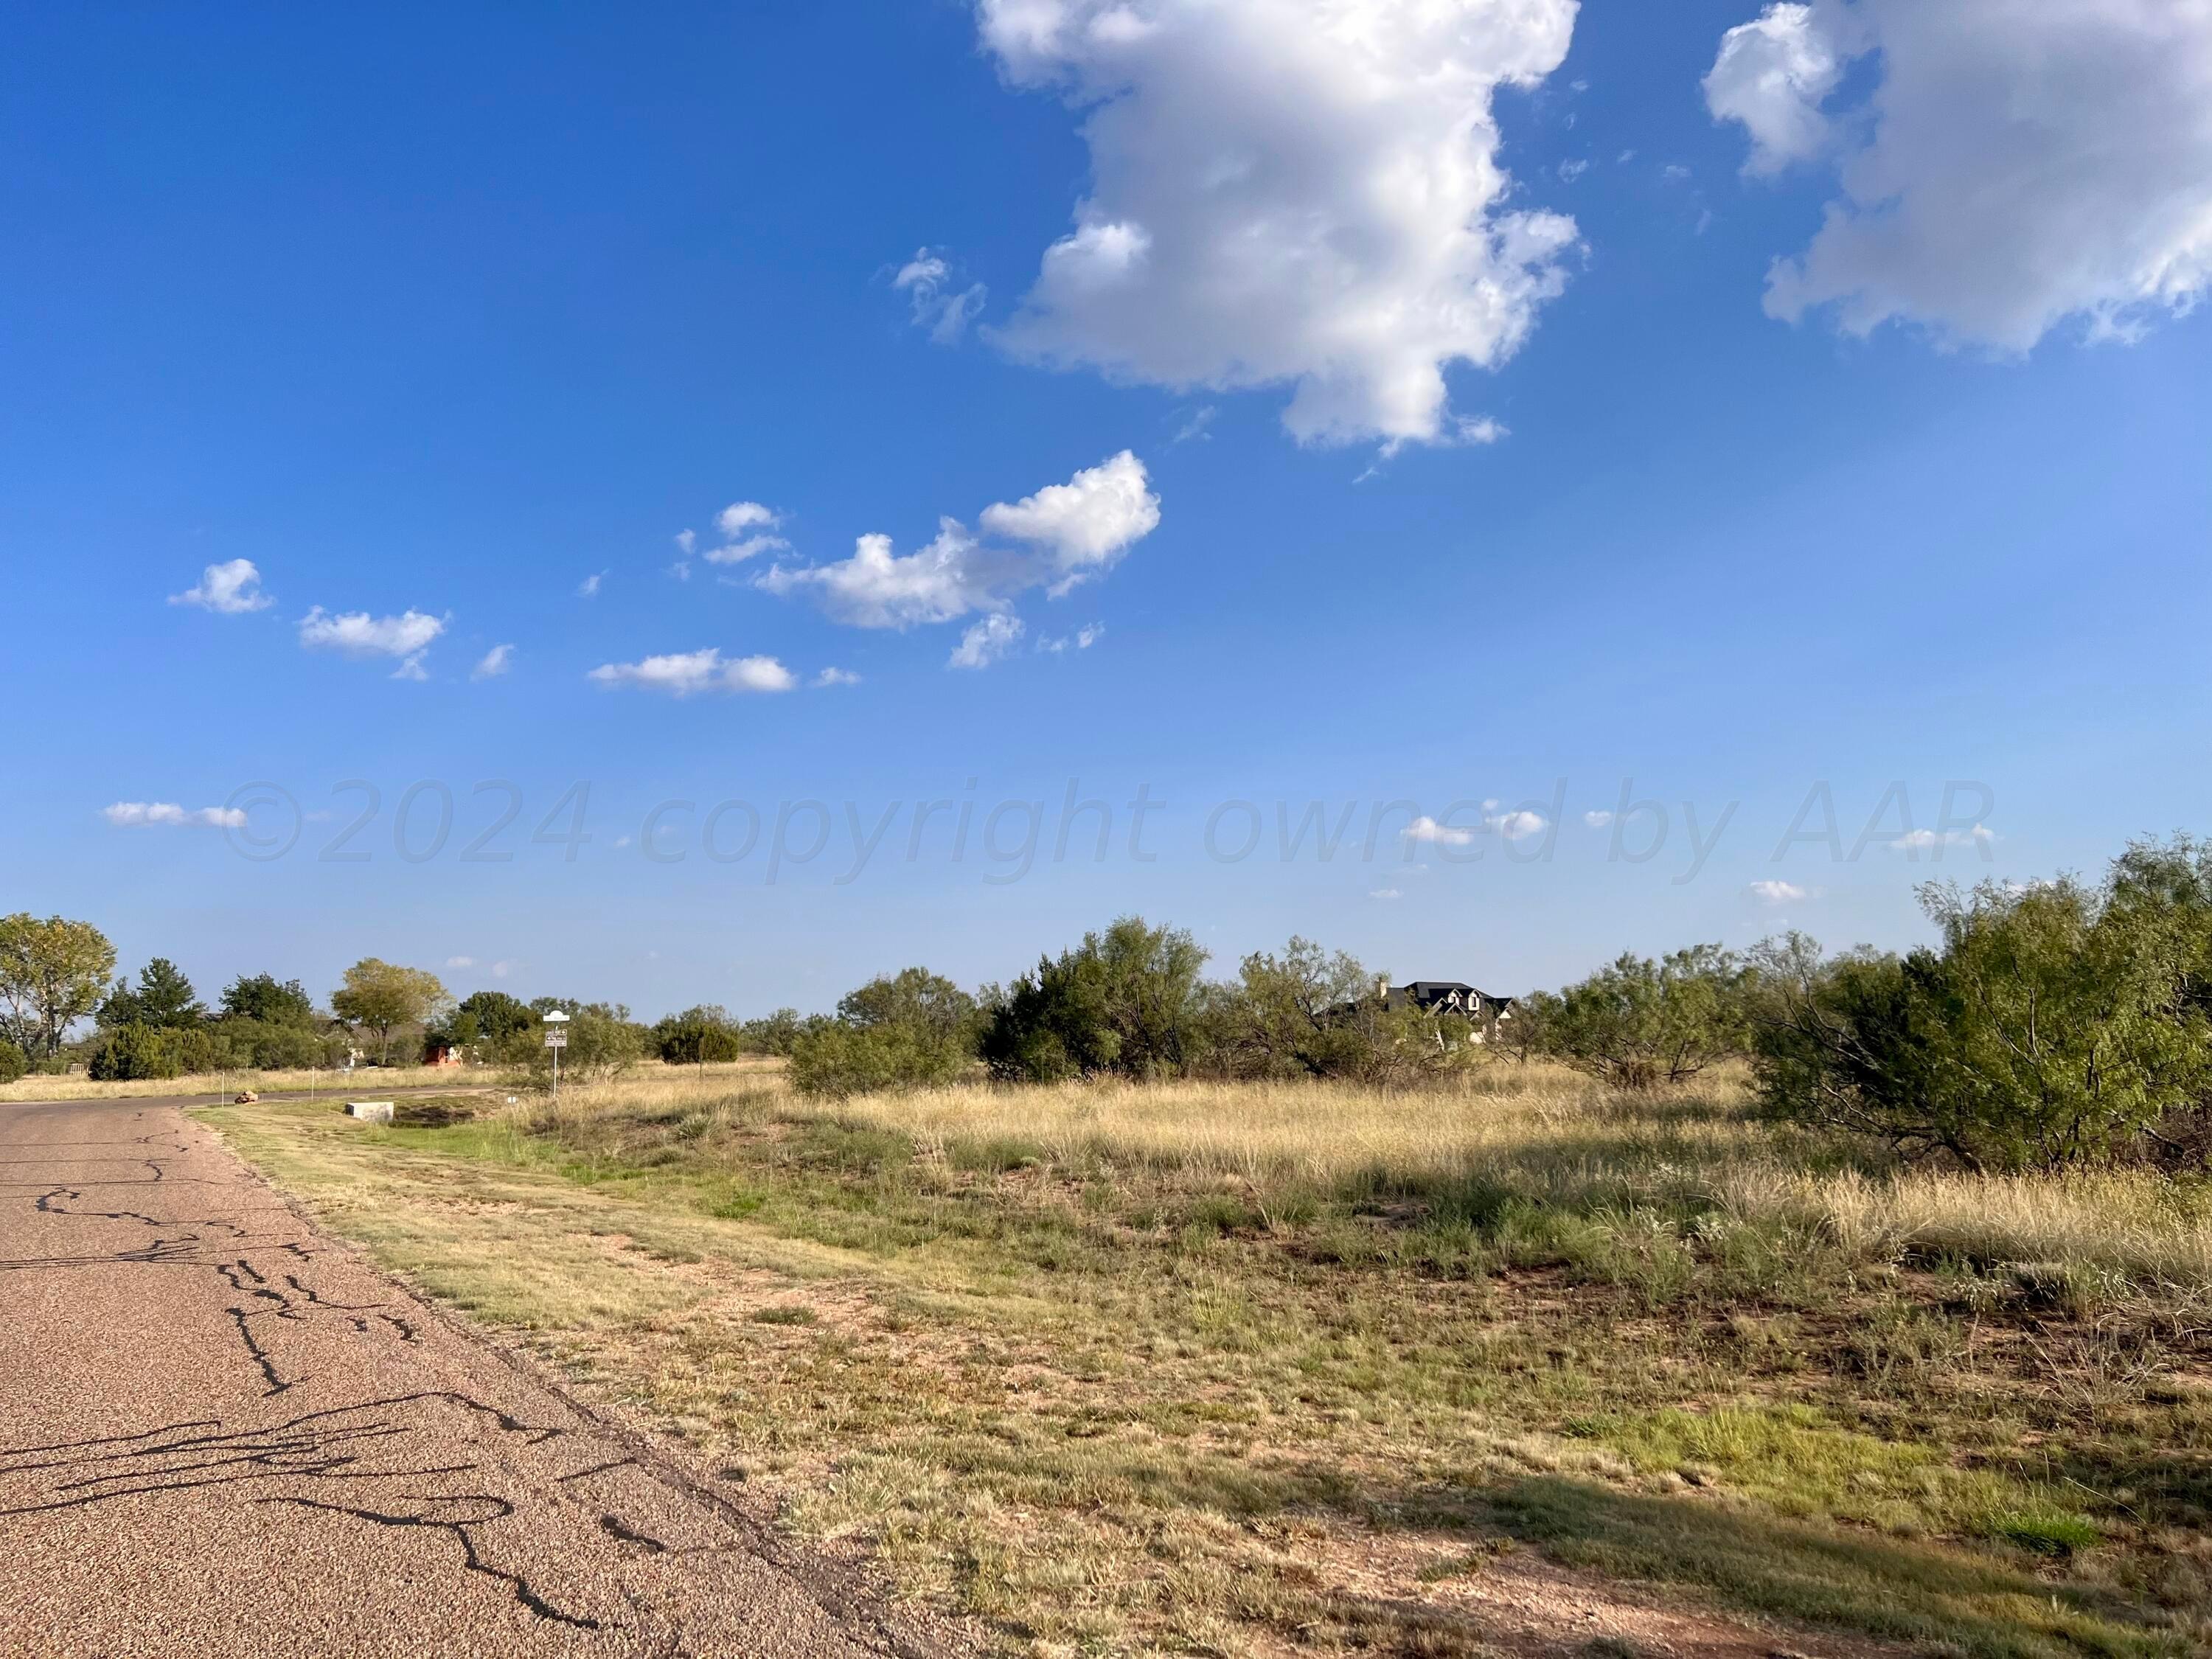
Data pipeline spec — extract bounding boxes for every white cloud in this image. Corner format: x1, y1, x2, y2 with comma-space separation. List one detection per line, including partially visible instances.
471, 644, 515, 681
1370, 888, 1403, 900
1170, 405, 1216, 444
170, 558, 271, 615
1486, 807, 1548, 841
299, 607, 445, 658
587, 648, 797, 697
700, 501, 790, 565
299, 607, 445, 682
1041, 621, 1107, 654
674, 529, 696, 555
446, 956, 476, 970
949, 613, 1025, 670
894, 247, 990, 343
705, 535, 788, 566
717, 501, 779, 537
577, 571, 605, 599
1703, 4, 1844, 176
1402, 815, 1476, 847
1708, 1, 2212, 349
1557, 159, 1590, 183
102, 801, 246, 830
490, 960, 515, 980
1749, 879, 1809, 903
1890, 826, 1996, 851
758, 451, 1161, 629
976, 0, 1580, 448
813, 667, 861, 687
1583, 809, 1614, 828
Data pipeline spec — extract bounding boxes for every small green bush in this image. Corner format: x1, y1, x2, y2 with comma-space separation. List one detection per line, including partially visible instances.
0, 1037, 27, 1083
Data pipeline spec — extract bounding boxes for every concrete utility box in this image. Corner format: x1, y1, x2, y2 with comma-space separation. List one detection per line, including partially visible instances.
344, 1101, 396, 1124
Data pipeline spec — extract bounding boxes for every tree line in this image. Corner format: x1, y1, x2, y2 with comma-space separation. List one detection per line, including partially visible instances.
10, 835, 2212, 1172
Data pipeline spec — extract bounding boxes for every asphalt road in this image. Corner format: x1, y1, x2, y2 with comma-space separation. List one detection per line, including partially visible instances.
0, 1093, 947, 1658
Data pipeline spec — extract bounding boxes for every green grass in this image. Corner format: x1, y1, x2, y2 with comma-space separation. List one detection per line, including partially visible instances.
199, 1073, 2212, 1659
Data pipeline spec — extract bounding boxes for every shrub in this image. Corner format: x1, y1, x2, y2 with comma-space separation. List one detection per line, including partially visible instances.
89, 1023, 185, 1081
0, 1037, 26, 1083
790, 1019, 970, 1099
1755, 844, 2212, 1172
1544, 945, 1755, 1088
655, 1005, 745, 1066
981, 916, 1208, 1081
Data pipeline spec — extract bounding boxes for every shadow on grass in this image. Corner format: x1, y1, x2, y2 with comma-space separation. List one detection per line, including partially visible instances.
1482, 1476, 2180, 1659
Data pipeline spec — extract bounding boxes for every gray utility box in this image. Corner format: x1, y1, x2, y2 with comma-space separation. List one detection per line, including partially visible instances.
344, 1101, 396, 1124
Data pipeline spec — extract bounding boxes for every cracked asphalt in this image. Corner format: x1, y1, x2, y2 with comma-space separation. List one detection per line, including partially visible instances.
0, 1093, 952, 1658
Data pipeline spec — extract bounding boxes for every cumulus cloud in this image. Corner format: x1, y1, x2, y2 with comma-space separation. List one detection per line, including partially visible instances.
102, 801, 246, 829
949, 613, 1026, 670
298, 606, 446, 681
1370, 888, 1403, 900
705, 501, 790, 565
1402, 815, 1476, 847
446, 956, 476, 970
1703, 4, 1845, 175
170, 558, 271, 615
1583, 810, 1615, 828
1708, 1, 2212, 349
1485, 807, 1548, 841
894, 247, 990, 343
813, 667, 862, 687
758, 451, 1160, 629
975, 0, 1580, 448
1749, 879, 1809, 903
471, 644, 515, 681
587, 649, 796, 697
576, 571, 605, 599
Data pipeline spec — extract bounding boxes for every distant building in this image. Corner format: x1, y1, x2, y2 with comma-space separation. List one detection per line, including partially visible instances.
422, 1043, 465, 1068
1373, 978, 1517, 1043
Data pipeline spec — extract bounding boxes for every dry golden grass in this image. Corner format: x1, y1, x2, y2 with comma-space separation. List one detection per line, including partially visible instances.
544, 1062, 2212, 1291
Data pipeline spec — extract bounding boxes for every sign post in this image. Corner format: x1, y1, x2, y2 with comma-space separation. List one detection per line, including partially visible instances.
543, 1009, 571, 1106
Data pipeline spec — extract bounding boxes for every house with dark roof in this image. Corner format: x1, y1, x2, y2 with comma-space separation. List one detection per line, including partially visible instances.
1346, 978, 1517, 1045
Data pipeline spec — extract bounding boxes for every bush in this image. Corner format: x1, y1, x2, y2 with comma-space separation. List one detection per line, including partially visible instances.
500, 1005, 649, 1085
981, 917, 1208, 1081
740, 1008, 805, 1057
655, 1005, 744, 1066
0, 1037, 26, 1083
1755, 852, 2212, 1172
89, 1023, 186, 1081
1544, 945, 1755, 1088
789, 1020, 972, 1099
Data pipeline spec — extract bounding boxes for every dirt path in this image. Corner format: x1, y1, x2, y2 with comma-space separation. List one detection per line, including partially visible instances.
0, 1095, 962, 1658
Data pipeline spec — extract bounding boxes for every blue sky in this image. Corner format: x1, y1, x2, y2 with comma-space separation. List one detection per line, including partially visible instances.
5, 0, 2209, 1018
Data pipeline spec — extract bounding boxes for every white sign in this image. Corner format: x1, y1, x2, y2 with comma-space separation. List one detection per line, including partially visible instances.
543, 1032, 568, 1049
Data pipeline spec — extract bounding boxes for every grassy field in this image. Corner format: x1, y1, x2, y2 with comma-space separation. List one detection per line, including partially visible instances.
0, 1055, 782, 1103
200, 1062, 2212, 1659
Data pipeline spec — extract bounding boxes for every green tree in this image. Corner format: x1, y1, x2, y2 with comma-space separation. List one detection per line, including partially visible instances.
457, 990, 536, 1044
507, 1004, 648, 1085
330, 959, 452, 1064
1756, 852, 2212, 1172
740, 1008, 805, 1057
653, 1004, 744, 1067
220, 973, 317, 1026
981, 917, 1209, 1081
0, 914, 117, 1057
1214, 938, 1374, 1079
101, 958, 204, 1030
1545, 945, 1756, 1088
0, 1037, 26, 1084
838, 969, 979, 1047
